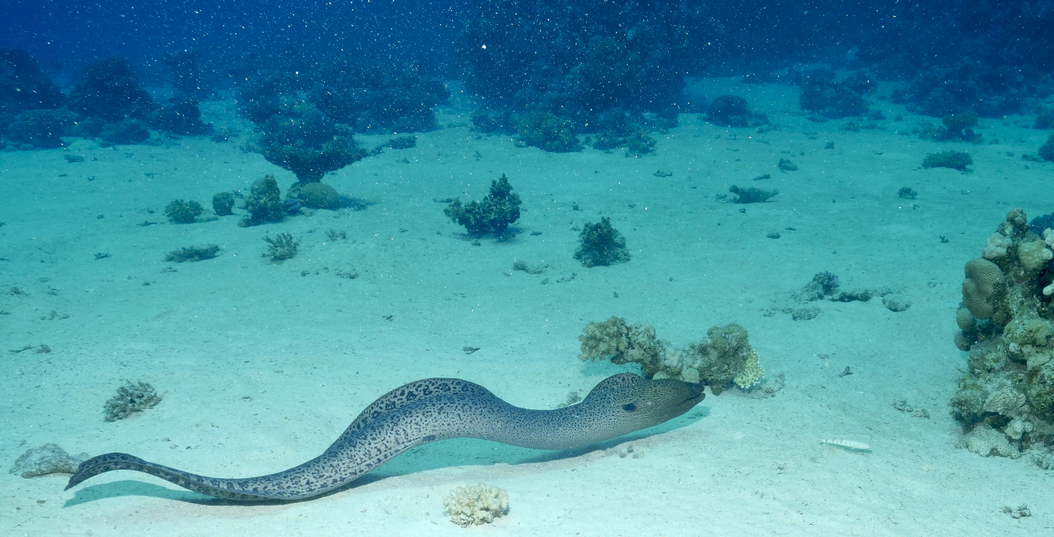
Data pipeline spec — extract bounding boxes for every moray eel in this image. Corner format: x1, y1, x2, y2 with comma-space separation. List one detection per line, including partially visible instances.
65, 373, 704, 501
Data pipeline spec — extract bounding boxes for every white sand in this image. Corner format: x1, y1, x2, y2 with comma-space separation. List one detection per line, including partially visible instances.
2, 78, 1051, 536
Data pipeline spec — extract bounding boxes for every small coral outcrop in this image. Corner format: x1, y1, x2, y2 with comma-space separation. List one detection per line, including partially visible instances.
164, 199, 204, 224
103, 381, 161, 422
1038, 133, 1054, 162
924, 111, 981, 143
164, 245, 220, 262
707, 95, 767, 127
263, 232, 299, 261
445, 173, 521, 237
922, 150, 972, 171
574, 217, 630, 267
239, 175, 286, 227
295, 182, 341, 210
675, 324, 766, 394
212, 192, 235, 216
729, 185, 779, 204
98, 118, 151, 146
951, 208, 1054, 460
515, 111, 581, 152
578, 318, 764, 394
0, 48, 66, 114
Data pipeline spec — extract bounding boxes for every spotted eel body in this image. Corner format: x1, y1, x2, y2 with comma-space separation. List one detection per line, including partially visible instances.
65, 373, 704, 501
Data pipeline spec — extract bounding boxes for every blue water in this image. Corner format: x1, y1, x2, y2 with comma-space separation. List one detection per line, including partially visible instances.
5, 0, 471, 80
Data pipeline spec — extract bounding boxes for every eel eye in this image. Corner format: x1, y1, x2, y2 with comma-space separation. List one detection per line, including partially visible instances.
622, 403, 637, 412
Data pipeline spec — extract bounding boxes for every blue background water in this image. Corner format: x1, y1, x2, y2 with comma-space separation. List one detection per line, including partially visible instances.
4, 0, 472, 78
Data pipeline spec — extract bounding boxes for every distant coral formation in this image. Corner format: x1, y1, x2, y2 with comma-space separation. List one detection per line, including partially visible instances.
798, 69, 873, 118
707, 95, 768, 127
68, 58, 154, 122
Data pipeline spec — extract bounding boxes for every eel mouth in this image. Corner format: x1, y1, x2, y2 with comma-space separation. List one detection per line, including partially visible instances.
681, 382, 706, 406
666, 381, 706, 417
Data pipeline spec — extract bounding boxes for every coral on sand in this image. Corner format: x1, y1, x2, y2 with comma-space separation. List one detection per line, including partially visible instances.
707, 95, 759, 127
444, 484, 509, 527
677, 324, 765, 394
444, 174, 522, 237
263, 233, 299, 261
0, 48, 65, 113
256, 102, 367, 183
729, 185, 779, 203
574, 217, 630, 267
212, 192, 235, 216
295, 182, 341, 210
921, 150, 972, 171
164, 245, 220, 263
264, 135, 366, 184
1039, 133, 1054, 162
239, 175, 285, 227
164, 199, 204, 224
103, 381, 161, 422
516, 111, 581, 153
150, 96, 212, 135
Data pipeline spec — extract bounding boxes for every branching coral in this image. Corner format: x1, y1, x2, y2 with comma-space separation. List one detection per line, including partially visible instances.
263, 233, 299, 261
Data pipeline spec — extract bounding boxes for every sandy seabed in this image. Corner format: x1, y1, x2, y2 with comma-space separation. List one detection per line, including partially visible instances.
2, 78, 1052, 536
